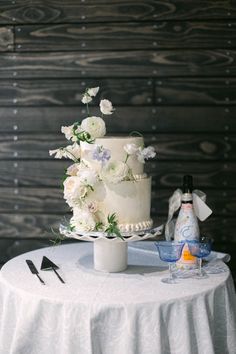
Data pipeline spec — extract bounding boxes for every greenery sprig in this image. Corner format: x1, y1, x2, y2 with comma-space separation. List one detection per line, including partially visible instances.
72, 123, 94, 144
105, 213, 124, 240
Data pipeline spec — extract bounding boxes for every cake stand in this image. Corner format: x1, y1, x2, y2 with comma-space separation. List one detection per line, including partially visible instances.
59, 224, 163, 272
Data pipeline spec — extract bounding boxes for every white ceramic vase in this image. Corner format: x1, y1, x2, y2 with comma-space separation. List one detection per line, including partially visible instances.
93, 239, 128, 272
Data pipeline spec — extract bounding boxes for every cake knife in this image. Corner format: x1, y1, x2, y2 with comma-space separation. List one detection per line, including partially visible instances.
26, 259, 45, 285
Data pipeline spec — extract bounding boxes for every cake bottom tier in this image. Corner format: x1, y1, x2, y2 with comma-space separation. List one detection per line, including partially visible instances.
87, 177, 153, 233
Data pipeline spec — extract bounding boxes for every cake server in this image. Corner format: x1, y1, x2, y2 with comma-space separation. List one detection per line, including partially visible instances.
40, 256, 65, 284
26, 259, 45, 285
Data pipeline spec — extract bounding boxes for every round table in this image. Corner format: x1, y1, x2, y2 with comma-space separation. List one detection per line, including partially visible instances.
0, 242, 236, 354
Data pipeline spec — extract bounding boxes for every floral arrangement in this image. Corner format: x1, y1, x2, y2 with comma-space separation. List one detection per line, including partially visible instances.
50, 87, 156, 238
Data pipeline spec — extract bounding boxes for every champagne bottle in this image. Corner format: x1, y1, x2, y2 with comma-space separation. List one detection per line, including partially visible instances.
174, 175, 199, 269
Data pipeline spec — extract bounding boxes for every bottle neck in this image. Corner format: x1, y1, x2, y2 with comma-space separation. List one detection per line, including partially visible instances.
181, 192, 193, 204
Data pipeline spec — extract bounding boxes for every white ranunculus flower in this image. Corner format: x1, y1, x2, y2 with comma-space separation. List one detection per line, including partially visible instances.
87, 87, 99, 97
64, 143, 81, 161
124, 143, 139, 155
99, 99, 115, 115
71, 208, 96, 232
81, 93, 92, 104
61, 125, 75, 140
137, 146, 156, 163
63, 176, 87, 207
78, 168, 98, 187
101, 160, 129, 184
81, 116, 106, 139
49, 148, 64, 159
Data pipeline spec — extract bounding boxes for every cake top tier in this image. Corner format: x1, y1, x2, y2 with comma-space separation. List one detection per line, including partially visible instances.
81, 136, 145, 176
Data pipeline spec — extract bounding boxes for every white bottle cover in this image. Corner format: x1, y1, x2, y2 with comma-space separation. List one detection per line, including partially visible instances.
174, 193, 199, 269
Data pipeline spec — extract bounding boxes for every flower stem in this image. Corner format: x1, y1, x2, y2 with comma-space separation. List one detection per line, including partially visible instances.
124, 154, 129, 164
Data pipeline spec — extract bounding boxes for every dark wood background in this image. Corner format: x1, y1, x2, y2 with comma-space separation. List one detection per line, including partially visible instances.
0, 1, 235, 279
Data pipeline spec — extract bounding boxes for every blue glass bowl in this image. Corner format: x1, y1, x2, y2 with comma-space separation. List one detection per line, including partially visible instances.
187, 240, 211, 259
154, 241, 185, 263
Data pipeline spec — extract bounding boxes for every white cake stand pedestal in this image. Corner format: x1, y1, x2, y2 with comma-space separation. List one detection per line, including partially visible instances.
59, 225, 163, 273
94, 239, 127, 272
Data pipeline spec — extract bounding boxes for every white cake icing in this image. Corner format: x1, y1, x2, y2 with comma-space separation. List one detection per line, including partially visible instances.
80, 136, 144, 176
77, 136, 153, 233
85, 175, 152, 232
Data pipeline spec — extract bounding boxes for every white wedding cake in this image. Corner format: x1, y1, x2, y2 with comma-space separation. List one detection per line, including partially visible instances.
50, 87, 156, 237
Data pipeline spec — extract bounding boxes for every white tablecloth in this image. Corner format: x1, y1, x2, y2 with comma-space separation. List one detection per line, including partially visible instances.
0, 241, 235, 354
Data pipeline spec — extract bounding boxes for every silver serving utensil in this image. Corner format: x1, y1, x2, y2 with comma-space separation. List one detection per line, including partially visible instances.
26, 259, 45, 285
41, 256, 65, 284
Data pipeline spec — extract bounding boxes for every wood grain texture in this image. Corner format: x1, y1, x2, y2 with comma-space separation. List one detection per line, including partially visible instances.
0, 50, 235, 79
0, 160, 234, 188
0, 79, 152, 106
155, 78, 236, 105
0, 106, 234, 133
0, 1, 235, 24
149, 161, 235, 189
0, 133, 235, 160
15, 21, 236, 51
0, 75, 236, 109
0, 213, 62, 238
0, 27, 13, 51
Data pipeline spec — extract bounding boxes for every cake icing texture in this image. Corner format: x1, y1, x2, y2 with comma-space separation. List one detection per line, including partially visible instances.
49, 87, 156, 237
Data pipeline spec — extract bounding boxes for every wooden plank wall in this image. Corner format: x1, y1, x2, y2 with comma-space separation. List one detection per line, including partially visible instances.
0, 1, 235, 278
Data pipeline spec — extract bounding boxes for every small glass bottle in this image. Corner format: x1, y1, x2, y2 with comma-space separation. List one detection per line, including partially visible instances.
174, 175, 199, 269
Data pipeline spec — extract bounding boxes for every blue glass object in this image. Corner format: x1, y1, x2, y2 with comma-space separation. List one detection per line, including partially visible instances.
188, 240, 211, 278
154, 241, 185, 284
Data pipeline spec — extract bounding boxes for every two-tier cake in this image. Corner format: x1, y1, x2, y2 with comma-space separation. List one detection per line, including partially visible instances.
50, 87, 156, 237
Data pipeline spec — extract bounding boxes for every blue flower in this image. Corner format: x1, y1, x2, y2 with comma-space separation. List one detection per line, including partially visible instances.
92, 145, 111, 165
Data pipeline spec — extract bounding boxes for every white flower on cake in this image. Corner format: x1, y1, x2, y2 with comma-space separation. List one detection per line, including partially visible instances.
87, 87, 99, 97
71, 208, 96, 232
124, 143, 139, 155
81, 94, 92, 104
77, 168, 98, 187
63, 176, 88, 207
100, 99, 115, 115
81, 116, 106, 139
64, 143, 81, 161
67, 163, 80, 176
61, 125, 75, 141
137, 146, 156, 163
101, 160, 129, 184
81, 87, 99, 104
87, 201, 98, 213
49, 148, 65, 159
49, 143, 81, 162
